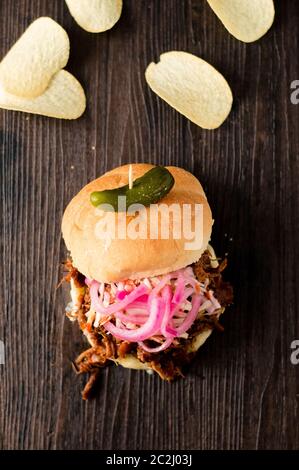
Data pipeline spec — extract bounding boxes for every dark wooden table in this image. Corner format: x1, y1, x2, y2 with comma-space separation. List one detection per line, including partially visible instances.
0, 0, 299, 451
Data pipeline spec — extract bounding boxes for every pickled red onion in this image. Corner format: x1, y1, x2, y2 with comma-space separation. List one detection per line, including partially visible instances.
104, 297, 164, 341
172, 275, 185, 304
173, 294, 202, 336
88, 267, 221, 352
114, 311, 147, 325
160, 285, 176, 338
138, 337, 173, 353
90, 281, 148, 315
116, 290, 127, 300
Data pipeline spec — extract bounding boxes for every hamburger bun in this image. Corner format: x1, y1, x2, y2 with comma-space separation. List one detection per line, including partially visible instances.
62, 164, 213, 282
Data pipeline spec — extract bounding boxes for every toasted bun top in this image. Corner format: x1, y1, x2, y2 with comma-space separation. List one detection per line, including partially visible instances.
62, 164, 213, 282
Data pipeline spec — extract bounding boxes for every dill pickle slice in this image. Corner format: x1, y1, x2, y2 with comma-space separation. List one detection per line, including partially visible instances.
90, 166, 175, 211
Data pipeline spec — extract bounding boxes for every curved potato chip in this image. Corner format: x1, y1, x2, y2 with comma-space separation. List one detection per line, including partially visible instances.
207, 0, 275, 43
145, 51, 233, 130
0, 17, 70, 98
0, 70, 86, 120
65, 0, 123, 33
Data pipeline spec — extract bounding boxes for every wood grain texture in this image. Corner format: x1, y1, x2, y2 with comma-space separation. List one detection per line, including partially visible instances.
0, 0, 299, 450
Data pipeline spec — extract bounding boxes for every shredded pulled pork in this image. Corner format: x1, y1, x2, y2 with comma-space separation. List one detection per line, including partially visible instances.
193, 251, 233, 307
63, 250, 233, 399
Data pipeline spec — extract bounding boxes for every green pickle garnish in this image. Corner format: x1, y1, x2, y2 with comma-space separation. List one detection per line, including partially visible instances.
90, 166, 175, 211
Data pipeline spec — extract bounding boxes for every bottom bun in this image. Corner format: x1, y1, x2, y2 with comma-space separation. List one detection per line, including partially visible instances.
113, 328, 214, 371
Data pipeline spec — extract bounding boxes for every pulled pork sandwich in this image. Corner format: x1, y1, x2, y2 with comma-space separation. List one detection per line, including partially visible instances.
62, 164, 233, 399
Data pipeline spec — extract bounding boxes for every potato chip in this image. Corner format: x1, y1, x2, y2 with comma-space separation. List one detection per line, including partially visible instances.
145, 51, 233, 130
0, 17, 70, 98
65, 0, 123, 33
207, 0, 275, 43
0, 70, 86, 119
